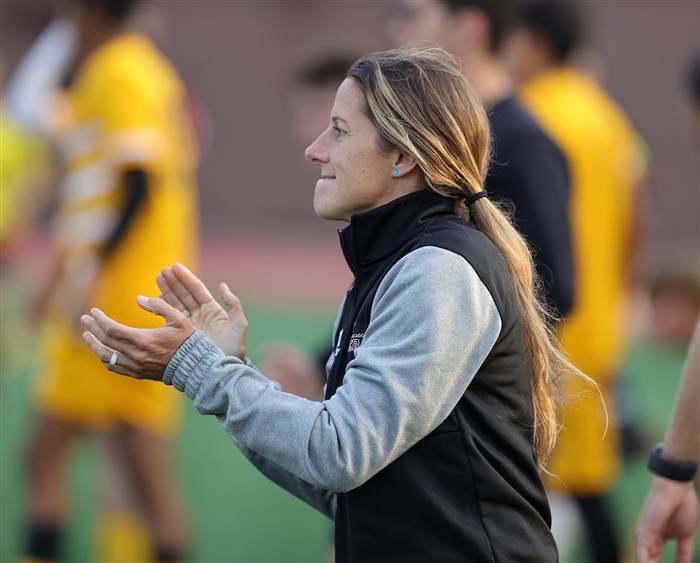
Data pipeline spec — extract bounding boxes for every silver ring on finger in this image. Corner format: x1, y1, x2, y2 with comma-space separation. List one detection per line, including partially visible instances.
109, 350, 119, 368
182, 310, 190, 318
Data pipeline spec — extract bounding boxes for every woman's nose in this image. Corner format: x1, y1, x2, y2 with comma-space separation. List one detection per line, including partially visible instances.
305, 129, 329, 165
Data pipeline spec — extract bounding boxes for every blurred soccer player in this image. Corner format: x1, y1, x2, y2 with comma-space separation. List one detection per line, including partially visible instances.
0, 50, 51, 414
505, 2, 647, 561
19, 1, 198, 561
385, 0, 574, 320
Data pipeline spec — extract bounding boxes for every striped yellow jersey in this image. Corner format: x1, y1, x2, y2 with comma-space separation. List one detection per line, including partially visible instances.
47, 32, 199, 327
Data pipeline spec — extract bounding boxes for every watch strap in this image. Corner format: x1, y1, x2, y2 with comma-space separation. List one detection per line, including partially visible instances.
648, 443, 698, 482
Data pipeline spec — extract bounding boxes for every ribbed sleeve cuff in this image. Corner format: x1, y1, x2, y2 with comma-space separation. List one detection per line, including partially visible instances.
162, 330, 222, 398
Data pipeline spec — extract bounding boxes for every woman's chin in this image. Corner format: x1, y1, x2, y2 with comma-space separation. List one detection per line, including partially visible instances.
313, 196, 345, 222
314, 207, 347, 222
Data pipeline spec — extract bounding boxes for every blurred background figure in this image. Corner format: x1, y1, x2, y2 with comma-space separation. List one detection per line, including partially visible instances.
505, 2, 648, 562
385, 0, 575, 321
11, 0, 199, 561
261, 50, 364, 402
648, 260, 700, 349
0, 95, 51, 257
289, 50, 364, 147
0, 50, 52, 418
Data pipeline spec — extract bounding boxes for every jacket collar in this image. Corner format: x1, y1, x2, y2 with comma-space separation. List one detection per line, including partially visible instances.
339, 190, 456, 275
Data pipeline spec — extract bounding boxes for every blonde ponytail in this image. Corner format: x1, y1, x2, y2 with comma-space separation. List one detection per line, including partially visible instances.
349, 47, 593, 470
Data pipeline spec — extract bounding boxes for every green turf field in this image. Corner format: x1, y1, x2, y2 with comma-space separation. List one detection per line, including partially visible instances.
1, 288, 698, 562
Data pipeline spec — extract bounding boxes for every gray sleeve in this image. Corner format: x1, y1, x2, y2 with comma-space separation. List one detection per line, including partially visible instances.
164, 246, 501, 497
228, 436, 338, 520
219, 358, 338, 519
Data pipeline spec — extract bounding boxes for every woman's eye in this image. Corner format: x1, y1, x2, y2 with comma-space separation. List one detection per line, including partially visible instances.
334, 127, 345, 138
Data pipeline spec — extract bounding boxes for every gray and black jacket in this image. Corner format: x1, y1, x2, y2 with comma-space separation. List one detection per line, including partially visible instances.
164, 191, 557, 562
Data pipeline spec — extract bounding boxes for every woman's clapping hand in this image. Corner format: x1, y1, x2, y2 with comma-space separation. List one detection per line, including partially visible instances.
156, 263, 248, 360
81, 297, 196, 381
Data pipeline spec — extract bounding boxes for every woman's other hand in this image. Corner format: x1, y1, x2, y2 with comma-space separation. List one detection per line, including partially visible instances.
156, 263, 248, 359
634, 476, 698, 563
259, 343, 325, 400
81, 296, 196, 381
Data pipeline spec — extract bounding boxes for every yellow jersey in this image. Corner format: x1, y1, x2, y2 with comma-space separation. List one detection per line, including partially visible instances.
35, 33, 198, 436
521, 67, 644, 380
519, 67, 645, 493
48, 32, 199, 325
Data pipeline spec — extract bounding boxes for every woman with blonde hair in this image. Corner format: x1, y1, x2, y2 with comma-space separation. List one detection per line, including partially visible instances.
82, 48, 579, 561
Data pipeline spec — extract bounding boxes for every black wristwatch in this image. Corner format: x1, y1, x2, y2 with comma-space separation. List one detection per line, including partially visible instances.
648, 443, 698, 482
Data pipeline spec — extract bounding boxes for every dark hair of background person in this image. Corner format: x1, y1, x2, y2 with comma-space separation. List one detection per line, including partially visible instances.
442, 0, 520, 53
650, 263, 700, 306
78, 0, 138, 22
297, 53, 361, 89
688, 53, 700, 103
520, 0, 584, 63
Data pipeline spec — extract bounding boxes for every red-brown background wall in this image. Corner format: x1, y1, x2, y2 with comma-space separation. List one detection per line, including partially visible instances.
3, 0, 698, 265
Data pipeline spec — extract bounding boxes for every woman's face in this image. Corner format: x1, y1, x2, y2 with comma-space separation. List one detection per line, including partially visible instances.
305, 78, 411, 222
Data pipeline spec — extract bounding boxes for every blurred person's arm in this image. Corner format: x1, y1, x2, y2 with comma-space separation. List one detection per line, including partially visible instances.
99, 169, 148, 260
28, 254, 64, 327
3, 19, 77, 133
664, 319, 700, 463
634, 319, 700, 563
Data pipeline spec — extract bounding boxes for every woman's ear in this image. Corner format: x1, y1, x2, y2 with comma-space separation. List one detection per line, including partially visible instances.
391, 151, 418, 177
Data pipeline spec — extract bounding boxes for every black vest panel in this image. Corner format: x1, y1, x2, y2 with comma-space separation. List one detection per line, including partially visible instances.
329, 191, 557, 563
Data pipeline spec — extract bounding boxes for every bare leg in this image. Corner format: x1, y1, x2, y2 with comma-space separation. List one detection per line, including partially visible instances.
117, 425, 189, 560
96, 431, 143, 514
23, 414, 78, 560
25, 414, 76, 524
94, 432, 151, 562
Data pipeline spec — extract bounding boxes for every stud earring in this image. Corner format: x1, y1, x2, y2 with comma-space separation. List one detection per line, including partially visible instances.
393, 169, 400, 176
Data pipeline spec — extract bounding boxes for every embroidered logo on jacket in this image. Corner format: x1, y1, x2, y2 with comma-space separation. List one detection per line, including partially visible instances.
348, 333, 365, 353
